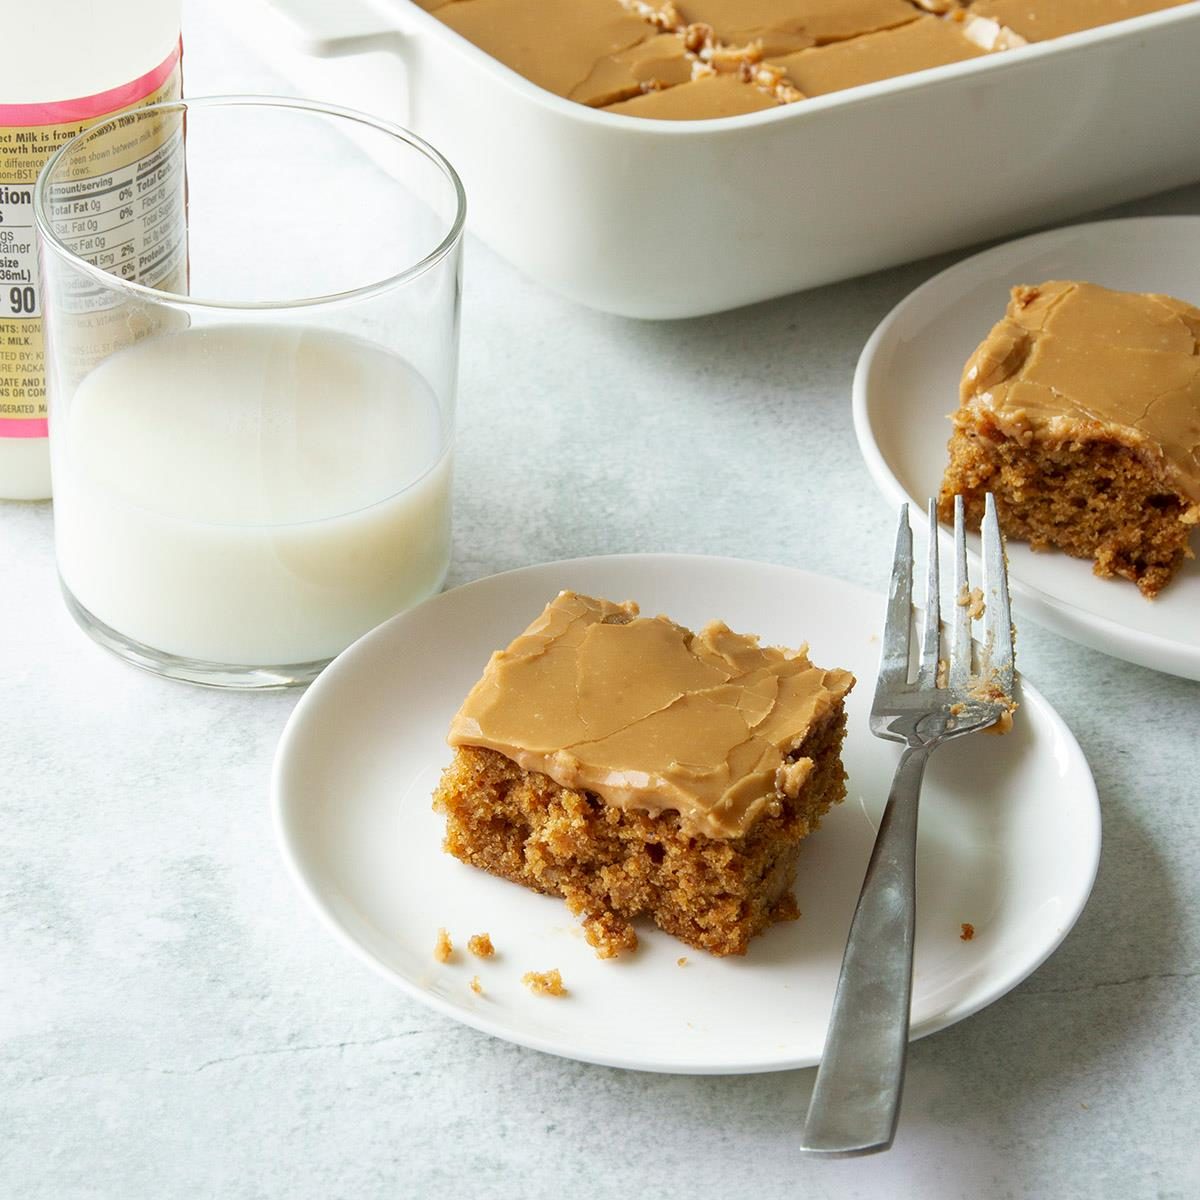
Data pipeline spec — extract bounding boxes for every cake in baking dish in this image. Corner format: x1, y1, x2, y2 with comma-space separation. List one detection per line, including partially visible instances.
962, 0, 1193, 43
433, 591, 854, 957
435, 0, 694, 106
938, 280, 1200, 597
421, 0, 1191, 118
768, 14, 983, 95
667, 0, 919, 56
604, 71, 782, 117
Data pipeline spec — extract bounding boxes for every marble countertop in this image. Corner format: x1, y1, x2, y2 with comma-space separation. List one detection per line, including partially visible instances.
4, 4, 1199, 1197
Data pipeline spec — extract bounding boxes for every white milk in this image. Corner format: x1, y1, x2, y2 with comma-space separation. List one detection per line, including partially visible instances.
53, 324, 452, 665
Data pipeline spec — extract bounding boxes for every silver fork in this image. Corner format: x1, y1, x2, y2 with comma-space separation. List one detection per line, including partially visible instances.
800, 493, 1015, 1158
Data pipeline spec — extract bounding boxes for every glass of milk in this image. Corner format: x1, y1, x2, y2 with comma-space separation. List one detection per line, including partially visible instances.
33, 98, 464, 687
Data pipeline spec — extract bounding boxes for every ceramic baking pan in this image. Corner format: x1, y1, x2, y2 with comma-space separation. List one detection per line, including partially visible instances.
240, 0, 1200, 317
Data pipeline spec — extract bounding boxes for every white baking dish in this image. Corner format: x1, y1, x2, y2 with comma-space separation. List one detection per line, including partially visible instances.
237, 0, 1200, 318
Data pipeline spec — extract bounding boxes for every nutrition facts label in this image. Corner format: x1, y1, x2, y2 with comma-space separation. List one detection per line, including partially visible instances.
43, 127, 186, 313
0, 183, 38, 310
0, 181, 41, 425
0, 48, 181, 436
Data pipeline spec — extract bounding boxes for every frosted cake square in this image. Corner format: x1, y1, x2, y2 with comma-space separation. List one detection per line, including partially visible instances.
433, 591, 854, 957
938, 280, 1200, 596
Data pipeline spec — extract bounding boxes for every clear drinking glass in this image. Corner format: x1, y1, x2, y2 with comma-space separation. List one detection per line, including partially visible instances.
34, 97, 465, 688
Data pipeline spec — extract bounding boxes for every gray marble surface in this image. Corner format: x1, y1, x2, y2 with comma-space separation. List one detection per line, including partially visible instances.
3, 5, 1200, 1197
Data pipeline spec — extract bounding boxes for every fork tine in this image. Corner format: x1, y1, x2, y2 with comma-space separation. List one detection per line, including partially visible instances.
948, 495, 972, 692
981, 493, 1015, 697
875, 504, 913, 697
916, 499, 940, 689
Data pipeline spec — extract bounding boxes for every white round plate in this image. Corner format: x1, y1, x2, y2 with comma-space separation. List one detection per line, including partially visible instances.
272, 554, 1099, 1074
854, 216, 1200, 681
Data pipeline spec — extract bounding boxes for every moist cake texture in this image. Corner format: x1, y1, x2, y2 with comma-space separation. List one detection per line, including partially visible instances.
523, 969, 567, 996
467, 932, 495, 957
433, 928, 453, 962
434, 591, 854, 957
938, 280, 1200, 597
423, 0, 1189, 117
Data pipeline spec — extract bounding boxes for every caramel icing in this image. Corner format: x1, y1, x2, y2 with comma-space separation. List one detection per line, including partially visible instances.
573, 33, 695, 106
428, 0, 1187, 115
671, 0, 918, 55
447, 592, 854, 839
604, 73, 781, 118
959, 281, 1200, 503
436, 0, 657, 99
770, 15, 983, 95
966, 0, 1191, 41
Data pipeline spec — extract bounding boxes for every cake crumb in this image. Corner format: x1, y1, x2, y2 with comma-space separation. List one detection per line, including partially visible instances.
677, 956, 688, 967
984, 710, 1015, 736
467, 932, 495, 958
522, 969, 567, 997
960, 922, 975, 941
582, 910, 639, 959
469, 975, 483, 995
433, 927, 453, 963
958, 586, 986, 620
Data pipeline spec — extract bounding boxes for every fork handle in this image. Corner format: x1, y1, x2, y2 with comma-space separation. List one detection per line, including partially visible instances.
800, 743, 929, 1157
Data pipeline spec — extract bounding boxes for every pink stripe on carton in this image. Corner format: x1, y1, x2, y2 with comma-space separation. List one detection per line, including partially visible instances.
0, 418, 49, 438
0, 43, 180, 126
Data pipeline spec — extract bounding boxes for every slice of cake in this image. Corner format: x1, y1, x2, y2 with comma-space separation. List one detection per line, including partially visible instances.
768, 15, 985, 96
938, 280, 1200, 596
573, 33, 696, 106
435, 0, 669, 102
433, 591, 854, 957
668, 0, 919, 56
964, 0, 1192, 42
603, 73, 783, 118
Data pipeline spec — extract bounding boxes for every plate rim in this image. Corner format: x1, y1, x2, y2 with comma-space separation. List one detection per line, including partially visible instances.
271, 552, 1102, 1074
851, 214, 1200, 681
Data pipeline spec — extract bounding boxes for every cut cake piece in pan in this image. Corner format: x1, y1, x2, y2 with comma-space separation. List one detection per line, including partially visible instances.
603, 72, 783, 118
433, 591, 854, 958
669, 0, 919, 56
768, 14, 985, 97
965, 0, 1193, 42
573, 33, 696, 106
938, 280, 1200, 597
435, 0, 672, 102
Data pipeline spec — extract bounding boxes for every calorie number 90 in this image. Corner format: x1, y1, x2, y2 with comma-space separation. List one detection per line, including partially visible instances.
9, 286, 35, 314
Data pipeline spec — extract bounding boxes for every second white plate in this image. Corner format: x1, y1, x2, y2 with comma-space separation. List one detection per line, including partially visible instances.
272, 555, 1100, 1074
854, 216, 1200, 680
